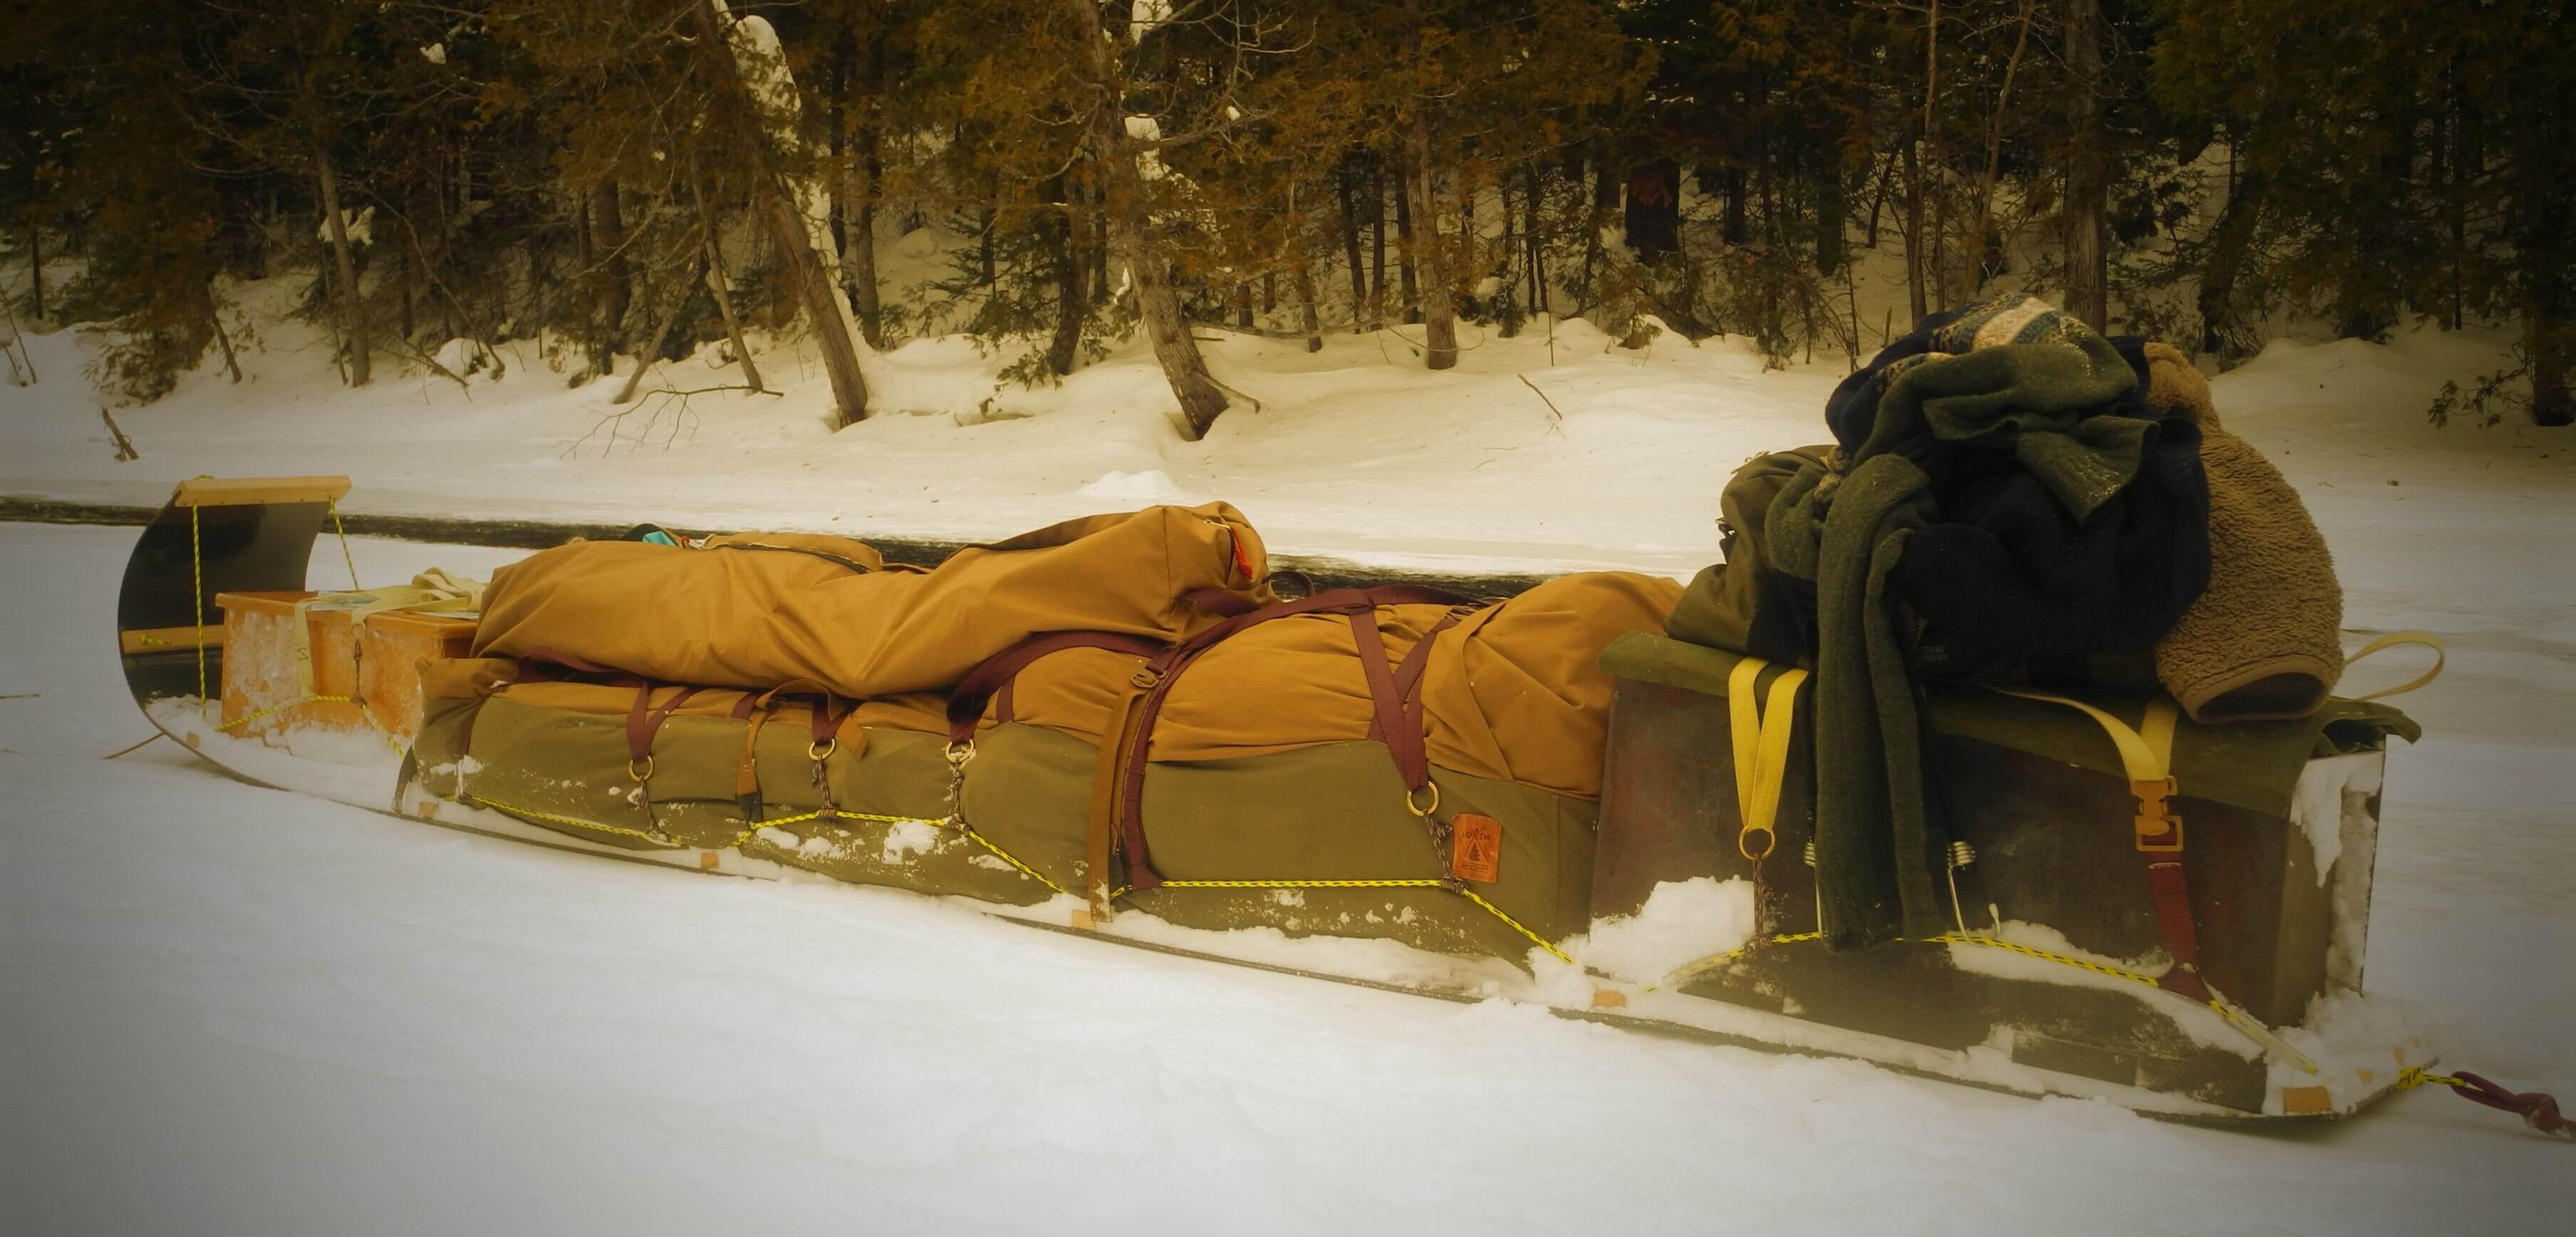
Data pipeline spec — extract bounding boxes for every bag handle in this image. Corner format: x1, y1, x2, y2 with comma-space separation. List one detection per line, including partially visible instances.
2344, 631, 2446, 701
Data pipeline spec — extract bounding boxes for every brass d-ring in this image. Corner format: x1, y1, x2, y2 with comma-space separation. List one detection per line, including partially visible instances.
1738, 825, 1776, 862
628, 755, 655, 782
1405, 782, 1440, 817
807, 738, 837, 762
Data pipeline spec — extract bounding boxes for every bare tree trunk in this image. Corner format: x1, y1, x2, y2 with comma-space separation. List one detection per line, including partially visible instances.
1262, 271, 1277, 314
1918, 0, 1943, 314
594, 179, 630, 355
1968, 0, 2035, 297
848, 28, 886, 348
26, 221, 41, 322
1294, 256, 1323, 353
1525, 162, 1546, 313
397, 243, 415, 341
1864, 147, 1897, 248
1902, 140, 1928, 321
1046, 178, 1086, 376
1062, 0, 1226, 437
1394, 157, 1420, 325
1402, 109, 1458, 370
1338, 160, 1367, 330
1368, 155, 1388, 330
2532, 310, 2574, 427
694, 0, 868, 426
313, 145, 370, 387
2198, 155, 2264, 360
1234, 281, 1254, 330
2062, 0, 2107, 328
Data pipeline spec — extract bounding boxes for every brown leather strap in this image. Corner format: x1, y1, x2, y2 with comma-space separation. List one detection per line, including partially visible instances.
1345, 611, 1425, 790
1365, 604, 1482, 755
2145, 860, 2213, 1001
1112, 585, 1475, 892
946, 630, 1167, 743
1084, 681, 1153, 912
633, 685, 704, 762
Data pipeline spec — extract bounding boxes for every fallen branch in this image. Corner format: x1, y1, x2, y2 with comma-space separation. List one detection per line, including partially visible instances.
100, 407, 139, 461
566, 383, 771, 459
1516, 373, 1567, 436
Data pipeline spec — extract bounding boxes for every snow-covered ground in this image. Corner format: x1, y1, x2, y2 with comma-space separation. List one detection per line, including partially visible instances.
4, 284, 2572, 1231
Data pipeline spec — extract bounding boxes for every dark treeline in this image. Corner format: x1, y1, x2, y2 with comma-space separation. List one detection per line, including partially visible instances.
3, 0, 2567, 432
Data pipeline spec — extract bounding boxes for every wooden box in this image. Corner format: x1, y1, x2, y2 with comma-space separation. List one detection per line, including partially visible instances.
215, 590, 478, 748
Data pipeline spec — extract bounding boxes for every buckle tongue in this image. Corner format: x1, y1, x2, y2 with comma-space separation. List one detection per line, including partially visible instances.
2133, 776, 2183, 852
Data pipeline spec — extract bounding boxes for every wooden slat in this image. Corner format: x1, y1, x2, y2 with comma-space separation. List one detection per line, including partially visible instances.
120, 625, 229, 654
172, 475, 353, 508
212, 590, 316, 617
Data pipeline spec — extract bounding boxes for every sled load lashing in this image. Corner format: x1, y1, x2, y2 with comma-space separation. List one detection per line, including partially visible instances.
115, 300, 2571, 1137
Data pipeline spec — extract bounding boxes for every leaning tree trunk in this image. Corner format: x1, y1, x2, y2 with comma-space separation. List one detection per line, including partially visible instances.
2062, 0, 2108, 329
1401, 109, 1458, 370
313, 145, 370, 387
1062, 0, 1227, 437
694, 0, 868, 427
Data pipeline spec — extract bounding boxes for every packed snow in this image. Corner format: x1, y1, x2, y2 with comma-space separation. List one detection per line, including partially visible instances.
3, 264, 2571, 1231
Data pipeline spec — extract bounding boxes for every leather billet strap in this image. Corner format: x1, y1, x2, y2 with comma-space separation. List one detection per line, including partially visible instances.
945, 631, 1170, 745
1110, 585, 1478, 892
734, 679, 858, 820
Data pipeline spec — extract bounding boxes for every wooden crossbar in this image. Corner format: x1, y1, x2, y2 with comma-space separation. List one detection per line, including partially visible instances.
172, 476, 353, 508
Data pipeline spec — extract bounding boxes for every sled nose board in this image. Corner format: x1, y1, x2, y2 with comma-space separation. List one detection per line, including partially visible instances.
117, 475, 353, 707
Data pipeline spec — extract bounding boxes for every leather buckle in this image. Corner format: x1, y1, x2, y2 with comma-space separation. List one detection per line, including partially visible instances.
2133, 776, 2183, 852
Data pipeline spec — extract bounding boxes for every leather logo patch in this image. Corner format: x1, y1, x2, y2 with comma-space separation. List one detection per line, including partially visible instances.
1449, 813, 1502, 883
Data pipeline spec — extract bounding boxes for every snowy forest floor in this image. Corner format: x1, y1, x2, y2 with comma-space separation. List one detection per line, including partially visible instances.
2, 303, 2572, 1233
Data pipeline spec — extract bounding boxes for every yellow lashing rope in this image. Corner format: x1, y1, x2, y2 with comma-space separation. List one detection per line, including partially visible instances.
746, 806, 1071, 897
2397, 1066, 2468, 1091
216, 692, 406, 756
1158, 877, 1576, 964
327, 498, 360, 590
1657, 929, 2319, 1073
191, 501, 207, 723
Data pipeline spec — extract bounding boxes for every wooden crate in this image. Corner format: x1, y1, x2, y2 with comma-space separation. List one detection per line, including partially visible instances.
214, 591, 477, 747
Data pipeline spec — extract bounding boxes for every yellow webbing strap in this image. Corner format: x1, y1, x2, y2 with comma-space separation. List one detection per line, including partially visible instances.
1968, 688, 2319, 1072
1985, 687, 2178, 788
1726, 657, 1809, 862
2344, 631, 2446, 701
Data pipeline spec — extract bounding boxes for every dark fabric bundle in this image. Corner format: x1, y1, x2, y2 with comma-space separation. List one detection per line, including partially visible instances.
1755, 293, 2212, 951
1887, 335, 2210, 687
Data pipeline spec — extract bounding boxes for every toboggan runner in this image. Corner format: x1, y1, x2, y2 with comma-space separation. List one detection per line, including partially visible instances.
112, 475, 2570, 1139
